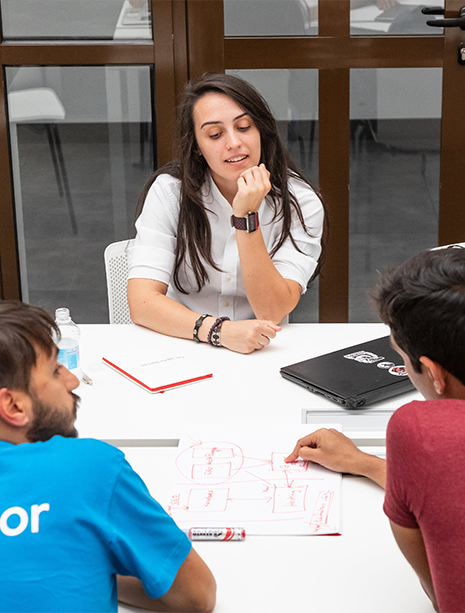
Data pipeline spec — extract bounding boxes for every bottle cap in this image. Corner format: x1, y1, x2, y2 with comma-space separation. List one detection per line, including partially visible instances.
55, 307, 71, 323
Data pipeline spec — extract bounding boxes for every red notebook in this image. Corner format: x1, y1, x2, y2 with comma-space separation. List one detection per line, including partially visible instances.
102, 351, 213, 394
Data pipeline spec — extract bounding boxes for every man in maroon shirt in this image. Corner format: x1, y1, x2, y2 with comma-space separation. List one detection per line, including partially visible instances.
286, 246, 465, 613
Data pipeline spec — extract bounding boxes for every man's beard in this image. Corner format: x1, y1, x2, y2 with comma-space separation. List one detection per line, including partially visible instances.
27, 392, 80, 443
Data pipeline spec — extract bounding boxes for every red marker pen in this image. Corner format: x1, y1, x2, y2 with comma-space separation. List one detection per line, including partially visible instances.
184, 527, 245, 541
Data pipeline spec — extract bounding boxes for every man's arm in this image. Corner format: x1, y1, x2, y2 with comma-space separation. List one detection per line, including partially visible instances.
117, 548, 216, 612
285, 428, 386, 488
389, 521, 438, 612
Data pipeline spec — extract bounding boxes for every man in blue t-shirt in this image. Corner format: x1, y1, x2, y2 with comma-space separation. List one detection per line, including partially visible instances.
0, 300, 216, 613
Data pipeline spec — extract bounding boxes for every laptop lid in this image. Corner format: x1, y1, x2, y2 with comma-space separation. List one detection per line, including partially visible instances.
280, 336, 415, 409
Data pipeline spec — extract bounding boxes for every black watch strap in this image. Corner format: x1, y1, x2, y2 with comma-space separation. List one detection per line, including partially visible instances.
231, 211, 260, 233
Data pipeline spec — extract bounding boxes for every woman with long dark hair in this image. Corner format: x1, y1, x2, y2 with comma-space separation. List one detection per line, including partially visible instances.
128, 73, 327, 354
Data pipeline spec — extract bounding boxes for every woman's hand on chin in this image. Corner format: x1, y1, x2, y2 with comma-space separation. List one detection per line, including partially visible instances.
232, 164, 271, 216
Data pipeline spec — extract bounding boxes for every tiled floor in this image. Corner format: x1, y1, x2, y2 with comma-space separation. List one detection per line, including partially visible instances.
15, 119, 439, 324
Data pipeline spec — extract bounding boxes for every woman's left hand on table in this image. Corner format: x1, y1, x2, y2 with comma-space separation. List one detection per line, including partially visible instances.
219, 319, 281, 354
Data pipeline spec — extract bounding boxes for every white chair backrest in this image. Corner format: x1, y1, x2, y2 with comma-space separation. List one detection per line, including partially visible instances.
104, 239, 134, 325
431, 241, 465, 250
8, 88, 66, 123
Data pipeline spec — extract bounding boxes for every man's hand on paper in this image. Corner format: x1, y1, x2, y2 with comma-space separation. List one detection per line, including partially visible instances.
285, 428, 386, 489
285, 428, 362, 473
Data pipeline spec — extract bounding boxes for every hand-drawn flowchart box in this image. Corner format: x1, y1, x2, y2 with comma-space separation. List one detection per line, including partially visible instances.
273, 485, 308, 513
307, 490, 334, 532
192, 462, 232, 480
187, 488, 229, 512
193, 447, 234, 459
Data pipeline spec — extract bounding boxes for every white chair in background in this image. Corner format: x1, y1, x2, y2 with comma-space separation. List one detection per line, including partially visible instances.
432, 242, 465, 250
104, 239, 134, 324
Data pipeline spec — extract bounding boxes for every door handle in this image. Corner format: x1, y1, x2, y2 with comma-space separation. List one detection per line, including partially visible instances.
421, 6, 445, 15
425, 6, 465, 29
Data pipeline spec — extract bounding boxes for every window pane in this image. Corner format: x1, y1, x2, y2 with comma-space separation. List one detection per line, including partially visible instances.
6, 66, 154, 323
1, 0, 151, 40
349, 68, 441, 321
350, 0, 443, 36
227, 69, 319, 322
224, 0, 318, 36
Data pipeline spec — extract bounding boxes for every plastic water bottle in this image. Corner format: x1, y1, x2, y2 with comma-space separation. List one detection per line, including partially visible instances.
55, 308, 82, 380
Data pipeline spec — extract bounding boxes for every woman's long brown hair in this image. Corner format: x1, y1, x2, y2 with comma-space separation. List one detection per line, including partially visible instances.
133, 73, 328, 294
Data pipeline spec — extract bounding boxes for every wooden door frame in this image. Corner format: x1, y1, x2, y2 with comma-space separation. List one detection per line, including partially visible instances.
439, 0, 465, 244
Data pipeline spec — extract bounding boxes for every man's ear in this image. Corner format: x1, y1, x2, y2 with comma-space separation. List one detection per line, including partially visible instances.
0, 387, 32, 427
419, 357, 447, 396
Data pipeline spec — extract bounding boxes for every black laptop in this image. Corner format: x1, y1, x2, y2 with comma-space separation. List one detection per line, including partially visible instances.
280, 336, 415, 409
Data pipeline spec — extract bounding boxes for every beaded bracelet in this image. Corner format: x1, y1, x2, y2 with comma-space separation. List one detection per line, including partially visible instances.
207, 316, 230, 347
193, 313, 211, 343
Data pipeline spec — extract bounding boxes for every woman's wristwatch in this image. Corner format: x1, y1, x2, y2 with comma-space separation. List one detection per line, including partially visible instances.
231, 211, 259, 233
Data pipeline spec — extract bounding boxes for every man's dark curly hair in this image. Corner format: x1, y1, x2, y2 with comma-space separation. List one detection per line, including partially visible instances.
372, 247, 465, 385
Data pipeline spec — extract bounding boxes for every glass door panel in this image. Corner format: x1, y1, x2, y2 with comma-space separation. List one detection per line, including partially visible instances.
349, 67, 441, 321
6, 65, 154, 322
224, 0, 318, 35
1, 0, 152, 40
350, 0, 444, 35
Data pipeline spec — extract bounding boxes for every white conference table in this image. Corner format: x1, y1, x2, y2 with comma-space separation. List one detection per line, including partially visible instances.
117, 447, 432, 613
75, 323, 421, 444
74, 324, 430, 612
